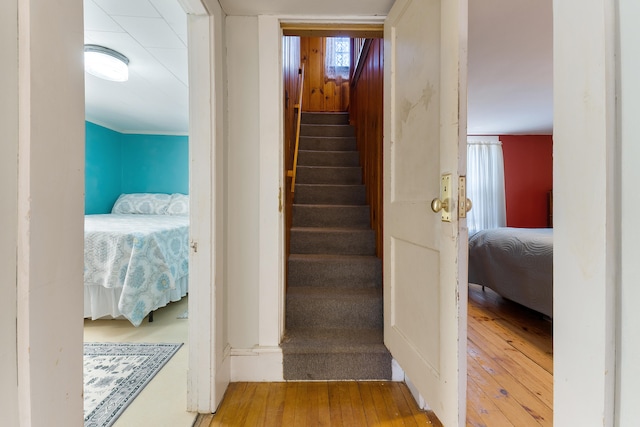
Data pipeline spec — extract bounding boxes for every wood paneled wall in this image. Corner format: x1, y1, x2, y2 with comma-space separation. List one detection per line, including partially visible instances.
349, 39, 384, 258
300, 37, 350, 112
283, 36, 301, 272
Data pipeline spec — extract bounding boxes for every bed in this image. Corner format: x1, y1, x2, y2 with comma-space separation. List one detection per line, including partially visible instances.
468, 227, 553, 317
84, 193, 189, 326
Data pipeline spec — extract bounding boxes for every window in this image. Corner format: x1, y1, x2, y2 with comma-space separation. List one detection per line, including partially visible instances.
325, 37, 350, 79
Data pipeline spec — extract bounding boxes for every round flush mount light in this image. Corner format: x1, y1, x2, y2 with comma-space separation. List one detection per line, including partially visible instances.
84, 44, 129, 82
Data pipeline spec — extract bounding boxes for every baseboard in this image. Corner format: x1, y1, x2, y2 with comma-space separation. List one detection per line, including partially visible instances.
404, 374, 428, 410
391, 358, 405, 381
230, 346, 283, 381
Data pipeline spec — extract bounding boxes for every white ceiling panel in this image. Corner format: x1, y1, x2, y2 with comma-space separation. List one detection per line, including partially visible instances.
84, 0, 124, 32
147, 47, 189, 85
149, 0, 188, 44
112, 16, 185, 49
93, 0, 160, 18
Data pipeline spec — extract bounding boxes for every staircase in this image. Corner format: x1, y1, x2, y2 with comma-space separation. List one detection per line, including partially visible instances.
282, 111, 391, 380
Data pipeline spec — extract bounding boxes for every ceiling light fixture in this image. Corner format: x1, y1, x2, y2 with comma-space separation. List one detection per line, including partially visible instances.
84, 44, 129, 82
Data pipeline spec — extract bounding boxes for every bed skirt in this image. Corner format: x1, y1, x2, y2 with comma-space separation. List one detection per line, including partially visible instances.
84, 275, 189, 321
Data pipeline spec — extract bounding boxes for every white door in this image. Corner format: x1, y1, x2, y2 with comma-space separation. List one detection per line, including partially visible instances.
383, 0, 468, 425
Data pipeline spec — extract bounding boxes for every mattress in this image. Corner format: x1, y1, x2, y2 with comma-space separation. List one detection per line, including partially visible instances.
468, 227, 553, 317
84, 214, 189, 326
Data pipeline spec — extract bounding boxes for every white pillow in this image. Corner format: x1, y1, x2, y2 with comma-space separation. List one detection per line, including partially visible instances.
111, 193, 171, 215
166, 193, 189, 215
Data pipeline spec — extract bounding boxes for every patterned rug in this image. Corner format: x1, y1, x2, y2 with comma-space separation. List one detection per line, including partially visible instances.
84, 342, 183, 427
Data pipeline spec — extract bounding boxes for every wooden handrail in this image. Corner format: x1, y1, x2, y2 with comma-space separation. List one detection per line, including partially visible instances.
287, 64, 305, 193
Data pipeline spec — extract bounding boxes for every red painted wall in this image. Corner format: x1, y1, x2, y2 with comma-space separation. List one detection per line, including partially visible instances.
500, 135, 553, 228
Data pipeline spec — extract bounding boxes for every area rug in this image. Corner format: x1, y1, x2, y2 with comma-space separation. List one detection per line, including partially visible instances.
84, 342, 183, 427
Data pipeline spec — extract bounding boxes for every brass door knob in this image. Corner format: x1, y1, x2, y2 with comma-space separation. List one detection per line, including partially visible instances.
463, 198, 472, 213
431, 198, 449, 213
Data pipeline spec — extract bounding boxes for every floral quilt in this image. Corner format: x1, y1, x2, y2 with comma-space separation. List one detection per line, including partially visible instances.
84, 214, 189, 326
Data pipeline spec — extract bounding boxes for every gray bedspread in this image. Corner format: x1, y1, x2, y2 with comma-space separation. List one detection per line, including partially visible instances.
468, 227, 553, 317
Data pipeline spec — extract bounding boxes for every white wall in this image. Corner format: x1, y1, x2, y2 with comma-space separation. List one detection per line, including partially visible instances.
226, 15, 261, 349
1, 1, 19, 425
11, 0, 85, 425
553, 0, 617, 425
616, 0, 640, 424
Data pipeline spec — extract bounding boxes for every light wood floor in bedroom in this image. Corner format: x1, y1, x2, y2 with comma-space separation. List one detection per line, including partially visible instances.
196, 284, 553, 427
83, 296, 195, 427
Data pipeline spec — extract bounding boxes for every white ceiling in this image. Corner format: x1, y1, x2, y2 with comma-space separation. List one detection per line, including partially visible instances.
85, 0, 553, 136
84, 0, 189, 134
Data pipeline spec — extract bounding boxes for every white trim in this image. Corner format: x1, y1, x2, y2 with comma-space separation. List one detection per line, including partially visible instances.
256, 12, 394, 361
257, 15, 285, 348
187, 6, 230, 412
391, 358, 405, 382
230, 347, 284, 382
553, 0, 616, 424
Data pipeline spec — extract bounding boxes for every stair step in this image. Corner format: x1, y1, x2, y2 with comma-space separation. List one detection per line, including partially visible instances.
292, 205, 370, 228
288, 254, 381, 287
299, 136, 357, 152
297, 150, 360, 167
282, 350, 392, 380
301, 112, 349, 125
294, 184, 366, 205
282, 329, 391, 381
290, 227, 376, 255
286, 287, 382, 330
282, 328, 385, 351
296, 166, 362, 185
301, 124, 355, 138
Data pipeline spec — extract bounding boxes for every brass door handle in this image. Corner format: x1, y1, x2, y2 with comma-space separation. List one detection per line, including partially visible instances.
462, 198, 472, 214
431, 198, 449, 213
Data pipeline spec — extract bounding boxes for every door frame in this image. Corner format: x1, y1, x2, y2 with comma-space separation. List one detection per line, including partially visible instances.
183, 0, 230, 412
259, 15, 388, 380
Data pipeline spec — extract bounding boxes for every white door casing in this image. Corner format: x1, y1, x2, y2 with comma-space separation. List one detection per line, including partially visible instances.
383, 0, 468, 425
186, 0, 230, 412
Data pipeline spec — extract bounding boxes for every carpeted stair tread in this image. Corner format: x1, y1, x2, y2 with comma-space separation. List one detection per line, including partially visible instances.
301, 112, 350, 125
286, 287, 382, 330
287, 253, 382, 287
287, 286, 381, 297
301, 124, 356, 138
299, 136, 357, 152
282, 328, 386, 353
282, 352, 392, 380
297, 150, 360, 167
292, 204, 370, 228
294, 184, 366, 205
296, 165, 363, 185
290, 227, 376, 255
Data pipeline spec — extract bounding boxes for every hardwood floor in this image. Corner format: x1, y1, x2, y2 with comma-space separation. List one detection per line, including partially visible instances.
197, 381, 441, 426
197, 284, 553, 427
466, 283, 553, 426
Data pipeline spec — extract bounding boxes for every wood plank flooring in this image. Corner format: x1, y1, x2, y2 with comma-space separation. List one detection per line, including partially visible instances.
197, 381, 441, 426
466, 283, 553, 427
197, 283, 553, 427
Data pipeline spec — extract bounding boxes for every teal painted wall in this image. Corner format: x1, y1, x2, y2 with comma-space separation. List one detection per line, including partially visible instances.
121, 134, 189, 195
85, 122, 188, 214
85, 122, 122, 214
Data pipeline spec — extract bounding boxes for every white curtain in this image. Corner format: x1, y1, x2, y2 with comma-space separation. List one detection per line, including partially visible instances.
467, 139, 507, 235
325, 37, 350, 79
